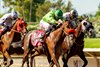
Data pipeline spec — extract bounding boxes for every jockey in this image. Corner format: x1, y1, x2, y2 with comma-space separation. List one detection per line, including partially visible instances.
63, 9, 78, 28
39, 9, 63, 37
0, 11, 18, 37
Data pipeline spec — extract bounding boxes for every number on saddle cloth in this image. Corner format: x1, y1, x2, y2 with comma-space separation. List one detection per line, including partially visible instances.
31, 30, 45, 47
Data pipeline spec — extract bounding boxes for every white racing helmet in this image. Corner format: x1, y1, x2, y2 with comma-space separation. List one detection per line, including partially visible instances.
11, 12, 18, 20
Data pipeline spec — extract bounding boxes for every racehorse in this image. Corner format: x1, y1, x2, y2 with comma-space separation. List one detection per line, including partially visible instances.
0, 18, 27, 67
2, 35, 25, 66
21, 30, 51, 67
21, 20, 76, 67
62, 17, 95, 67
80, 15, 95, 38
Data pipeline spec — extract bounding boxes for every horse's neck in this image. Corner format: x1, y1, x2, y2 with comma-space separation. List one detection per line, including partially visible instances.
76, 32, 84, 39
53, 27, 63, 37
9, 22, 17, 36
50, 27, 65, 45
1, 22, 17, 44
75, 32, 84, 45
75, 23, 82, 37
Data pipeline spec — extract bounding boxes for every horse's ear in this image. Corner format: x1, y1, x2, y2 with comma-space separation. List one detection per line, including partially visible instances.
17, 18, 20, 20
21, 17, 25, 20
80, 16, 84, 20
21, 17, 23, 20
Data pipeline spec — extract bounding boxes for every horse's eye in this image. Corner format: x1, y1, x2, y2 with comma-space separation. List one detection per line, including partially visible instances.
19, 24, 23, 27
83, 22, 87, 26
90, 22, 92, 25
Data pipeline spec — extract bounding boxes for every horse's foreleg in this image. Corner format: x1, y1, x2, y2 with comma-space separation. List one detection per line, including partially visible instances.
46, 54, 54, 67
3, 56, 7, 65
62, 53, 72, 67
78, 51, 88, 67
62, 53, 68, 67
1, 45, 13, 67
47, 47, 60, 67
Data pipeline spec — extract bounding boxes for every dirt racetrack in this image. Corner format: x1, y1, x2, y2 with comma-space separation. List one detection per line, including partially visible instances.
0, 56, 63, 67
0, 55, 99, 67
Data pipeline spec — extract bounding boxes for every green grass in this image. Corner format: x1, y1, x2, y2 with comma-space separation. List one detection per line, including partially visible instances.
84, 38, 100, 48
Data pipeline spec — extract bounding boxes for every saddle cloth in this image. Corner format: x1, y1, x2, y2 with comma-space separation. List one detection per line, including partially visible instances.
31, 30, 45, 47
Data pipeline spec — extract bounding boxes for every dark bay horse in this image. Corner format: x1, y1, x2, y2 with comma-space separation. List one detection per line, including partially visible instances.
0, 18, 27, 67
62, 18, 95, 67
21, 21, 76, 67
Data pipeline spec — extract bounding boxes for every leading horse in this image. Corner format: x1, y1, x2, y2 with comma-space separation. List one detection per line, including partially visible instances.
21, 20, 76, 67
0, 18, 27, 67
62, 17, 95, 67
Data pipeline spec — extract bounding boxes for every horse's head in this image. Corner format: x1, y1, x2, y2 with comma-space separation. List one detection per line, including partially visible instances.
80, 18, 95, 37
15, 18, 27, 35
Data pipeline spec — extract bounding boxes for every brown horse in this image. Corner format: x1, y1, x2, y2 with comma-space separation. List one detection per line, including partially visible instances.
21, 20, 76, 67
0, 18, 27, 67
62, 18, 95, 67
45, 21, 76, 67
2, 34, 26, 66
21, 30, 52, 67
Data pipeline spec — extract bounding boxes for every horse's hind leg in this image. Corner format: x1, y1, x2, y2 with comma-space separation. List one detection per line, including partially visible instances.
62, 53, 68, 67
21, 49, 30, 67
30, 51, 39, 67
47, 54, 54, 67
78, 51, 88, 67
3, 56, 7, 65
62, 53, 72, 67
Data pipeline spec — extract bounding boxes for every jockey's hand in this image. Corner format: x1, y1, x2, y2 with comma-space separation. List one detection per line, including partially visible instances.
58, 19, 63, 23
56, 20, 62, 27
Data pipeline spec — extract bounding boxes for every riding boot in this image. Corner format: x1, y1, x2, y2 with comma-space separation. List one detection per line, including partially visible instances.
0, 27, 8, 42
40, 24, 56, 43
0, 27, 8, 37
40, 26, 53, 43
40, 28, 51, 40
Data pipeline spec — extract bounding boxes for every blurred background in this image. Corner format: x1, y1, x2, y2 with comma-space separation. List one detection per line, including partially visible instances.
0, 0, 100, 36
0, 0, 100, 67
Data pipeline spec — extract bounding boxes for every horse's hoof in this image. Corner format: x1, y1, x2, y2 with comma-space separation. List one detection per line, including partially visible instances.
5, 60, 13, 67
3, 62, 7, 65
10, 60, 13, 65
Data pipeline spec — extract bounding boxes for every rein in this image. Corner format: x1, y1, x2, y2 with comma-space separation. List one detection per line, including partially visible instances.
11, 29, 21, 33
74, 41, 84, 46
63, 29, 69, 36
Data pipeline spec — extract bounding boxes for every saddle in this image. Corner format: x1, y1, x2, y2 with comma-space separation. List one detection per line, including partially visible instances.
31, 30, 46, 47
